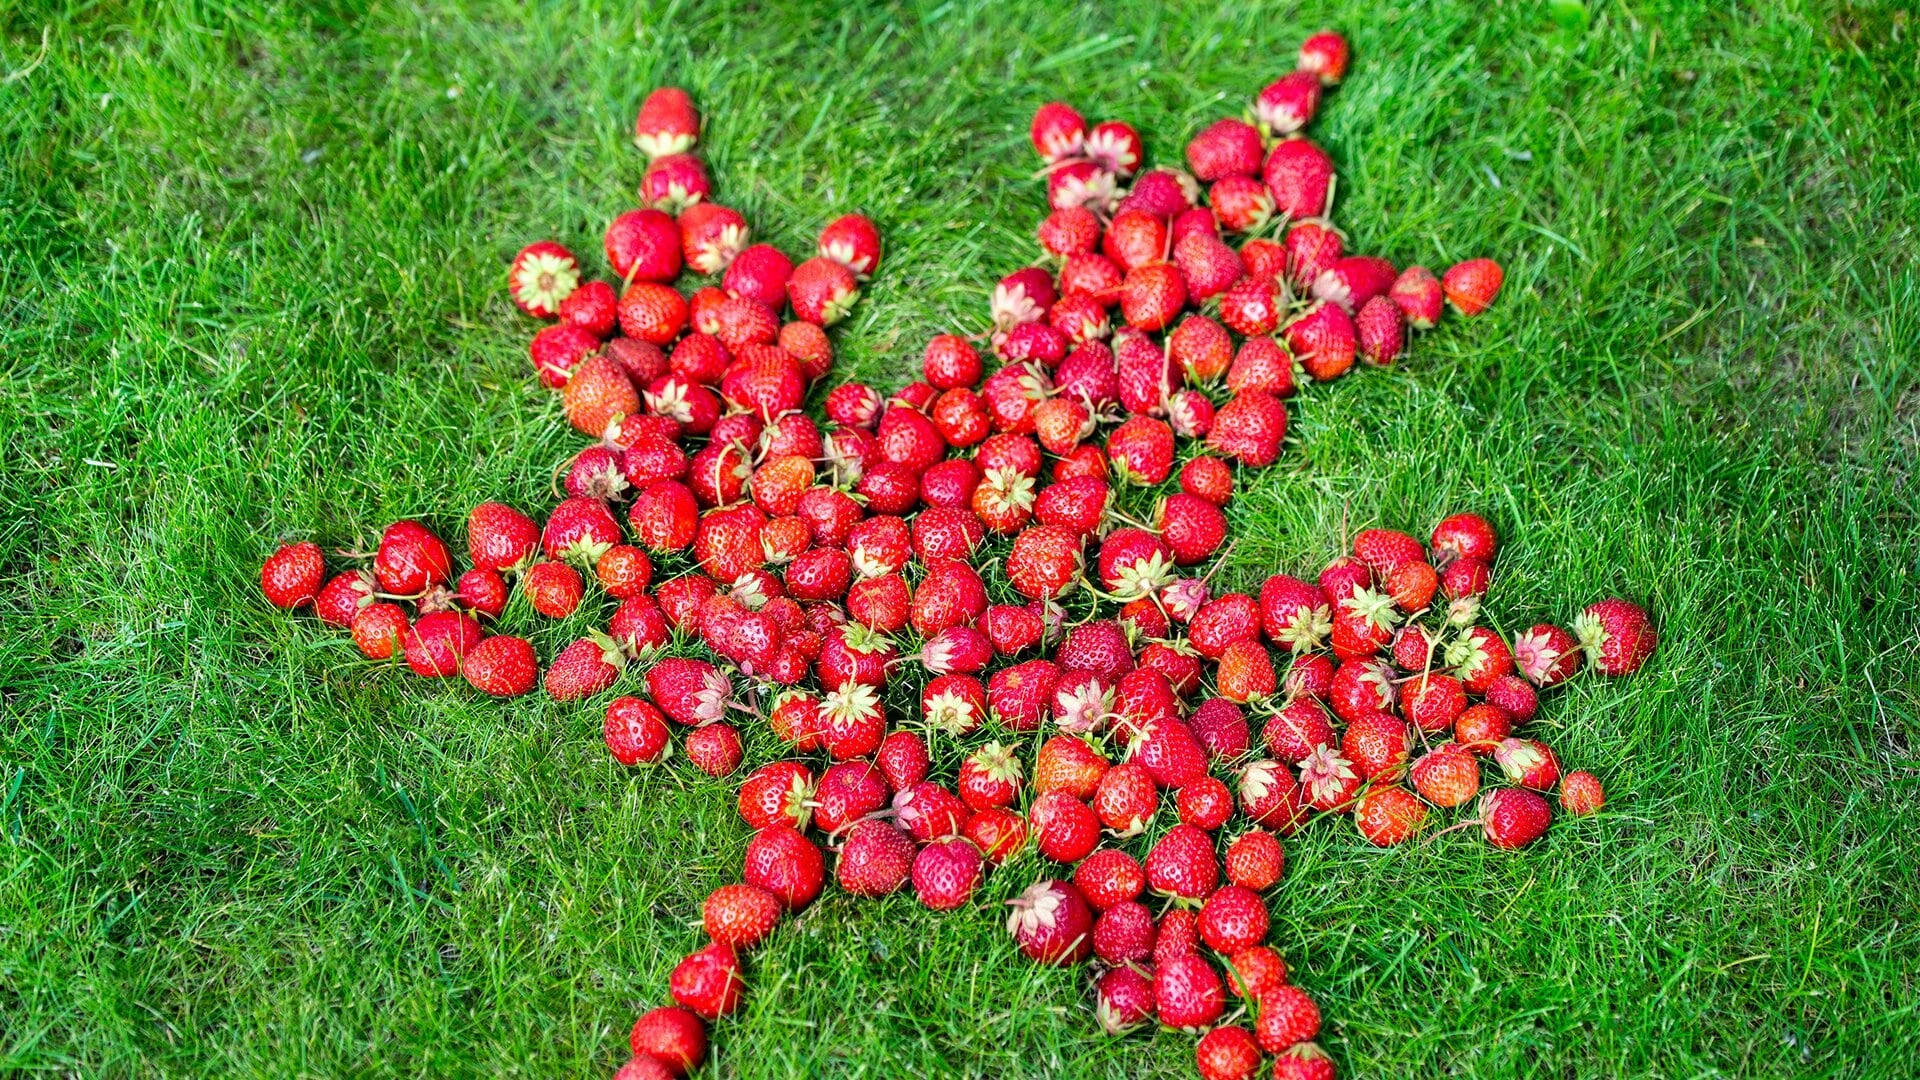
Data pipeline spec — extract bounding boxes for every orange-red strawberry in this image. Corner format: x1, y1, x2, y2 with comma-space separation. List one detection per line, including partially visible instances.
1227, 335, 1297, 397
1120, 262, 1188, 331
1104, 208, 1170, 274
1560, 771, 1605, 816
351, 603, 408, 659
737, 761, 815, 832
1298, 30, 1350, 82
1443, 257, 1504, 315
702, 883, 782, 951
1454, 702, 1514, 753
1223, 830, 1285, 891
1227, 944, 1289, 1000
1344, 713, 1410, 783
618, 281, 689, 344
1033, 733, 1109, 799
563, 354, 639, 438
1217, 640, 1276, 703
1195, 1024, 1261, 1080
1037, 205, 1102, 257
1207, 390, 1287, 466
1403, 671, 1467, 732
1410, 743, 1481, 807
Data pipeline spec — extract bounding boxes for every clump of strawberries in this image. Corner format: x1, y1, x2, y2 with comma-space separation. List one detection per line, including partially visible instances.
256, 36, 1648, 1080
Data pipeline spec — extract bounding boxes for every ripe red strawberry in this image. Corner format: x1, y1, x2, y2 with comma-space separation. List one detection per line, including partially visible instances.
1561, 771, 1605, 816
1030, 791, 1101, 863
1173, 231, 1245, 303
1237, 759, 1308, 833
1356, 294, 1405, 366
1005, 878, 1093, 965
920, 672, 988, 735
1255, 984, 1323, 1051
986, 659, 1060, 731
1074, 848, 1147, 912
677, 202, 749, 275
1169, 777, 1229, 832
629, 480, 699, 554
1007, 525, 1083, 600
1037, 205, 1101, 258
529, 323, 601, 387
1283, 302, 1356, 382
1228, 335, 1298, 397
1054, 340, 1119, 407
460, 503, 538, 575
1207, 390, 1288, 466
800, 760, 882, 835
1030, 101, 1087, 161
1344, 712, 1410, 782
979, 362, 1051, 434
1355, 784, 1428, 846
845, 574, 911, 632
1298, 743, 1361, 812
543, 631, 624, 701
1480, 786, 1552, 848
1403, 671, 1467, 732
817, 213, 881, 277
1454, 703, 1514, 753
1495, 737, 1563, 790
1118, 166, 1198, 217
508, 241, 581, 319
314, 570, 375, 627
1429, 511, 1498, 565
819, 682, 887, 760
260, 541, 324, 609
1219, 274, 1281, 337
1224, 830, 1285, 891
963, 806, 1026, 864
1255, 69, 1323, 135
1186, 698, 1247, 758
633, 86, 698, 157
1409, 743, 1480, 807
350, 603, 407, 659
836, 818, 916, 899
1084, 119, 1144, 176
629, 1006, 705, 1076
1298, 28, 1349, 80
1216, 641, 1276, 703
1033, 475, 1110, 537
401, 610, 481, 678
1119, 263, 1187, 332
1514, 623, 1583, 686
992, 267, 1059, 334
1285, 652, 1334, 701
1188, 592, 1260, 659
1443, 257, 1504, 315
1262, 138, 1333, 219
1163, 315, 1230, 385
1104, 209, 1169, 274
701, 883, 783, 952
618, 281, 689, 345
605, 208, 683, 283
1271, 1042, 1335, 1080
374, 521, 452, 596
787, 256, 859, 325
594, 544, 654, 600
1179, 456, 1235, 506
1032, 733, 1108, 799
557, 281, 619, 340
1262, 698, 1334, 763
929, 388, 991, 447
1186, 117, 1264, 180
1146, 823, 1219, 900
742, 824, 825, 910
911, 838, 984, 910
1195, 1025, 1262, 1080
461, 635, 537, 696
1155, 954, 1226, 1031
1166, 388, 1215, 438
604, 695, 671, 765
1209, 175, 1274, 233
1091, 900, 1155, 966
783, 547, 850, 602
1093, 964, 1155, 1035
952, 741, 1020, 812
669, 941, 743, 1020
781, 319, 835, 381
1312, 255, 1396, 312
737, 761, 814, 832
917, 333, 983, 391
1091, 763, 1159, 836
1573, 597, 1658, 675
1259, 574, 1332, 653
1199, 884, 1269, 952
1391, 265, 1444, 329
640, 152, 709, 214
1328, 656, 1396, 721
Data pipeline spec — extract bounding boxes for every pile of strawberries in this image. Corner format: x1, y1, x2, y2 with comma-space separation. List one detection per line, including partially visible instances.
254, 29, 1658, 1080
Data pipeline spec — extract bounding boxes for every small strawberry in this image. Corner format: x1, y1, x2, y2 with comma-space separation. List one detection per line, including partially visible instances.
509, 241, 581, 320
1121, 167, 1199, 217
315, 570, 375, 627
911, 838, 984, 911
1092, 763, 1160, 837
1007, 525, 1083, 600
702, 883, 783, 953
1454, 703, 1514, 753
1283, 301, 1356, 382
1227, 335, 1298, 397
1187, 117, 1264, 181
1355, 784, 1429, 845
461, 634, 537, 697
964, 806, 1028, 864
1146, 823, 1219, 900
1166, 389, 1215, 438
1343, 712, 1410, 782
1195, 1025, 1262, 1080
1352, 526, 1422, 572
988, 659, 1062, 730
780, 321, 834, 380
1298, 743, 1361, 812
543, 631, 624, 701
1284, 652, 1335, 701
786, 256, 859, 326
1030, 790, 1102, 863
1391, 265, 1444, 328
1272, 1042, 1336, 1080
558, 280, 619, 338
1403, 672, 1467, 732
1030, 101, 1087, 162
1119, 263, 1188, 332
835, 818, 915, 897
992, 267, 1059, 333
1254, 69, 1323, 135
669, 941, 743, 1020
618, 281, 689, 345
1199, 883, 1269, 952
604, 695, 671, 765
1207, 390, 1288, 466
1224, 830, 1284, 891
1237, 759, 1308, 833
1259, 574, 1332, 654
817, 213, 881, 277
351, 603, 408, 660
1560, 771, 1605, 816
1409, 743, 1481, 807
1005, 878, 1093, 965
1355, 294, 1405, 366
1514, 623, 1583, 687
1573, 597, 1658, 676
1255, 984, 1323, 1051
1094, 964, 1156, 1035
1179, 456, 1235, 506
605, 208, 683, 283
677, 202, 750, 275
1442, 258, 1504, 316
1218, 640, 1277, 703
633, 86, 698, 157
1209, 175, 1275, 233
1092, 900, 1156, 966
1262, 138, 1333, 220
1084, 119, 1144, 176
1312, 255, 1397, 313
374, 520, 453, 596
738, 761, 815, 832
742, 824, 826, 910
1075, 849, 1148, 911
1479, 786, 1551, 848
1038, 205, 1102, 257
629, 1006, 706, 1075
1174, 231, 1246, 303
1155, 954, 1226, 1031
819, 682, 887, 760
1104, 208, 1170, 275
640, 153, 709, 214
260, 541, 324, 609
1220, 274, 1281, 337
1262, 698, 1334, 763
1494, 737, 1563, 790
530, 323, 602, 387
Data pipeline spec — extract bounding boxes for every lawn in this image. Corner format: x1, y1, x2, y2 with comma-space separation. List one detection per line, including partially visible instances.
3, 0, 1918, 1076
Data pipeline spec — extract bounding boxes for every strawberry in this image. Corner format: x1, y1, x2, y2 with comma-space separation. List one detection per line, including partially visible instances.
1038, 206, 1102, 257
1560, 771, 1605, 816
1189, 592, 1261, 659
1059, 250, 1124, 301
1298, 28, 1350, 80
1255, 984, 1323, 1051
693, 505, 766, 583
618, 281, 689, 345
507, 561, 576, 620
1207, 390, 1288, 466
1262, 138, 1333, 220
1227, 335, 1298, 397
1054, 340, 1119, 407
1355, 784, 1428, 845
1094, 965, 1156, 1035
1454, 703, 1514, 753
529, 323, 601, 387
1085, 119, 1144, 176
787, 256, 859, 325
260, 541, 324, 609
920, 672, 988, 735
543, 631, 624, 701
698, 884, 783, 956
1391, 265, 1444, 329
740, 824, 824, 910
402, 611, 482, 679
460, 634, 536, 697
643, 657, 731, 727
1166, 389, 1215, 438
1241, 236, 1289, 282
509, 241, 580, 319
1195, 1025, 1262, 1080
1155, 908, 1201, 964
1030, 790, 1101, 863
1007, 525, 1083, 600
1403, 672, 1467, 732
629, 1006, 706, 1077
1238, 759, 1308, 833
1284, 301, 1356, 382
1343, 713, 1410, 782
1033, 733, 1109, 799
845, 574, 911, 632
1030, 101, 1087, 161
1074, 848, 1147, 911
1056, 619, 1135, 682
1005, 878, 1093, 965
1092, 900, 1155, 966
1262, 698, 1334, 763
640, 153, 709, 213
1284, 652, 1335, 701
1573, 597, 1658, 676
1298, 743, 1361, 812
876, 732, 928, 795
800, 760, 882, 835
1104, 209, 1170, 275
1199, 883, 1269, 952
819, 682, 886, 759
558, 280, 619, 339
669, 941, 743, 1020
1355, 295, 1405, 366
1049, 294, 1113, 346
1442, 257, 1504, 316
817, 213, 881, 277
832, 817, 912, 897
1224, 830, 1285, 891
737, 761, 814, 832
1328, 656, 1396, 721
315, 570, 375, 627
928, 388, 991, 447
1119, 263, 1187, 332
1053, 444, 1109, 482
1218, 640, 1277, 703
780, 321, 833, 380
1442, 626, 1510, 693
992, 267, 1058, 333
1121, 167, 1200, 217
1150, 490, 1225, 566
1180, 456, 1235, 506
1186, 693, 1247, 751
374, 521, 452, 596
1173, 205, 1221, 243
1165, 314, 1232, 384
633, 86, 698, 157
1187, 117, 1263, 180
676, 202, 750, 275
1312, 255, 1396, 312
604, 695, 671, 765
1156, 954, 1226, 1031
1480, 786, 1552, 848
1091, 530, 1173, 604
629, 480, 699, 554
1409, 743, 1480, 807
911, 838, 983, 910
1209, 175, 1275, 233
1495, 737, 1562, 790
987, 659, 1061, 730
1092, 763, 1159, 836
1255, 70, 1323, 135
749, 454, 815, 518
1172, 777, 1231, 832
1259, 574, 1332, 653
1514, 623, 1583, 687
461, 503, 539, 577
963, 806, 1027, 864
1174, 231, 1246, 303
569, 445, 632, 502
605, 208, 683, 283
1272, 1043, 1336, 1080
1220, 274, 1281, 336
918, 333, 983, 390
350, 603, 407, 660
1146, 823, 1219, 900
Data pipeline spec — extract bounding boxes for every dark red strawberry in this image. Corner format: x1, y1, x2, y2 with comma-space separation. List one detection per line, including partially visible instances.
260, 541, 324, 609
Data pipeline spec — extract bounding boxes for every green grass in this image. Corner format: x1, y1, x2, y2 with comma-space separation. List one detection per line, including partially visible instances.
3, 0, 1917, 1076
